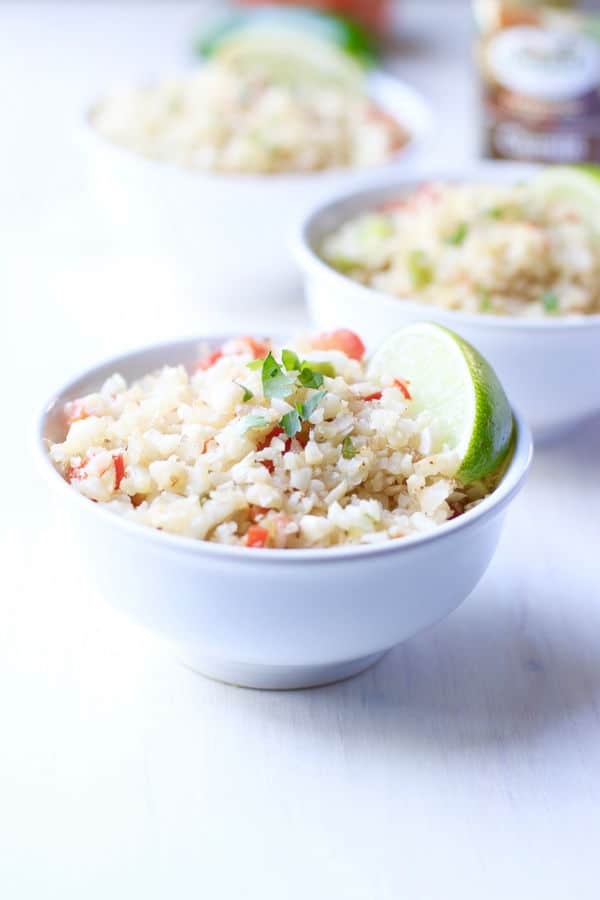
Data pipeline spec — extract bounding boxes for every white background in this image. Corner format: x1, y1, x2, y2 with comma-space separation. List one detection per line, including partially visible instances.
2, 3, 600, 898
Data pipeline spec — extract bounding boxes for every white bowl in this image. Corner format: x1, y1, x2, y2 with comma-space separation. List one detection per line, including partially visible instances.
293, 161, 600, 441
80, 71, 433, 310
36, 335, 532, 690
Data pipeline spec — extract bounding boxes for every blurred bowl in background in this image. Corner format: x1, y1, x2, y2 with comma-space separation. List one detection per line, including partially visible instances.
78, 70, 432, 315
293, 161, 600, 441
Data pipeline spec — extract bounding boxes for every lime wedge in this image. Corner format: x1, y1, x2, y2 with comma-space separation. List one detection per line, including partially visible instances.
367, 323, 513, 483
196, 11, 370, 91
530, 165, 600, 240
197, 9, 376, 68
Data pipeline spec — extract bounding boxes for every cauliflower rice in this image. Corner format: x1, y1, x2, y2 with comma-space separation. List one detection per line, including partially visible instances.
91, 62, 407, 175
49, 332, 493, 549
321, 181, 600, 316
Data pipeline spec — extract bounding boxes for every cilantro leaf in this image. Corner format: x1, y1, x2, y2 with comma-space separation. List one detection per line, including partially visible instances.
298, 366, 324, 389
239, 415, 269, 435
445, 223, 468, 245
280, 409, 301, 438
233, 381, 253, 402
542, 291, 559, 314
282, 349, 301, 371
246, 358, 264, 371
342, 436, 356, 459
408, 249, 433, 290
298, 390, 327, 421
479, 288, 492, 312
262, 352, 295, 400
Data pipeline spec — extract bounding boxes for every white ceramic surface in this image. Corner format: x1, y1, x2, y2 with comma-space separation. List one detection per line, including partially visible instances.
36, 335, 532, 690
293, 161, 600, 441
80, 71, 432, 312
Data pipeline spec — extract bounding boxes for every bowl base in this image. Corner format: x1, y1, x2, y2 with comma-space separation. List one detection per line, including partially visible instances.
178, 649, 388, 690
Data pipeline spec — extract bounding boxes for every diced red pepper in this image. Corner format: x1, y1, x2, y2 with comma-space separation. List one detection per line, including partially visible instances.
297, 424, 310, 448
67, 460, 87, 483
196, 349, 223, 371
66, 400, 87, 424
65, 399, 89, 424
249, 505, 270, 522
260, 460, 275, 474
363, 391, 382, 402
113, 453, 125, 489
256, 426, 284, 452
393, 378, 412, 400
311, 329, 365, 361
379, 199, 406, 213
246, 525, 269, 548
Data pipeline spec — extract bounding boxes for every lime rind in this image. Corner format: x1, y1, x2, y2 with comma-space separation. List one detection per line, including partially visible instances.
368, 322, 513, 484
448, 327, 513, 482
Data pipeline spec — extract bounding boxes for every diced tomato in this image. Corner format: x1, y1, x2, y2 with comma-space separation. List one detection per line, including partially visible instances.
393, 378, 412, 400
256, 426, 284, 452
113, 453, 125, 489
260, 460, 275, 474
246, 525, 269, 549
196, 349, 223, 371
65, 399, 89, 424
363, 391, 382, 402
242, 336, 270, 359
311, 329, 365, 361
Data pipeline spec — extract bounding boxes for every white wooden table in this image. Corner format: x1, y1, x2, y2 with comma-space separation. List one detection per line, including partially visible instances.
2, 4, 599, 898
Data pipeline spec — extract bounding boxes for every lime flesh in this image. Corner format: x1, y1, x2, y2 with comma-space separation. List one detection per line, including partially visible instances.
367, 323, 513, 483
203, 28, 365, 91
197, 9, 376, 68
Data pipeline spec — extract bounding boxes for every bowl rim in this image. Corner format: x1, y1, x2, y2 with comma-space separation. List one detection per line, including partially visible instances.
292, 162, 600, 332
35, 333, 533, 566
78, 68, 433, 184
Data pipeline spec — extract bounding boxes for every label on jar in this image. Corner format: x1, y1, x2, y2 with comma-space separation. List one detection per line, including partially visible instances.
477, 10, 600, 163
487, 26, 600, 102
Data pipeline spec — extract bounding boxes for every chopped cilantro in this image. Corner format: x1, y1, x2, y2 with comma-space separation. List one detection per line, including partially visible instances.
542, 291, 559, 314
328, 255, 359, 274
479, 289, 492, 313
282, 349, 301, 371
261, 352, 295, 400
233, 381, 253, 402
446, 223, 468, 245
359, 215, 394, 242
247, 358, 264, 371
341, 436, 356, 459
408, 250, 433, 290
298, 390, 327, 421
239, 415, 269, 435
280, 408, 301, 438
298, 366, 324, 389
